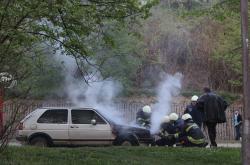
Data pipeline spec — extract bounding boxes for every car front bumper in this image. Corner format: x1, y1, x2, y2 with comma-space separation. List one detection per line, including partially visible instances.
16, 135, 28, 142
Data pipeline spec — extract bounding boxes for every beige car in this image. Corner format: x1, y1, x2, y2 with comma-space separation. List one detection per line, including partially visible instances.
16, 107, 153, 147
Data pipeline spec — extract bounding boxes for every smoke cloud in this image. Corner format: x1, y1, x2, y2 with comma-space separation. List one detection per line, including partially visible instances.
54, 53, 125, 125
54, 53, 182, 131
150, 73, 182, 134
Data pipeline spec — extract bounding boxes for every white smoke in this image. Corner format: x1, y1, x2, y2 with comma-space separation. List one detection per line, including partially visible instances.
54, 53, 183, 130
150, 73, 182, 134
54, 53, 125, 125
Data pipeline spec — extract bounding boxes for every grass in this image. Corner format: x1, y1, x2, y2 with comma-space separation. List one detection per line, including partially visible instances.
0, 146, 241, 165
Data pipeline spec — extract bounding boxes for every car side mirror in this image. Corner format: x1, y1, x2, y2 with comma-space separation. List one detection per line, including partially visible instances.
91, 119, 97, 125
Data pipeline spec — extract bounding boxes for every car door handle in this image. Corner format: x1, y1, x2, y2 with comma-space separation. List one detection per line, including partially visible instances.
70, 126, 79, 128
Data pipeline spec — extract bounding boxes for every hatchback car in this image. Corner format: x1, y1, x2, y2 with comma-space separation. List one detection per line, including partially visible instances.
16, 107, 153, 147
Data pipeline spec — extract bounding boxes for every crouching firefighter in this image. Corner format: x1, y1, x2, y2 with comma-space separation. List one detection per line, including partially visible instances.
155, 113, 184, 146
155, 115, 176, 146
136, 105, 151, 128
173, 114, 208, 147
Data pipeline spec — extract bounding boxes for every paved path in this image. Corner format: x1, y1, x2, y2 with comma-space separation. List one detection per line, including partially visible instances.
217, 143, 241, 148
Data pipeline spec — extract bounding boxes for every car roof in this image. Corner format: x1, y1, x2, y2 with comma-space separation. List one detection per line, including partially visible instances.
41, 107, 95, 110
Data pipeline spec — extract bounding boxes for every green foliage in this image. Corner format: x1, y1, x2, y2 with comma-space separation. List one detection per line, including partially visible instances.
1, 146, 241, 165
5, 45, 64, 99
181, 90, 202, 98
0, 0, 158, 98
217, 91, 241, 105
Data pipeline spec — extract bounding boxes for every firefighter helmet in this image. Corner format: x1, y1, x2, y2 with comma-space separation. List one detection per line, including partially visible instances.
182, 113, 192, 120
161, 115, 170, 123
169, 113, 179, 121
142, 105, 151, 113
191, 95, 198, 101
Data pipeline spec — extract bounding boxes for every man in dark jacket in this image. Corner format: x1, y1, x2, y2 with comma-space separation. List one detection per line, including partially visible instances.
197, 87, 228, 147
184, 95, 203, 128
233, 110, 242, 140
174, 114, 207, 147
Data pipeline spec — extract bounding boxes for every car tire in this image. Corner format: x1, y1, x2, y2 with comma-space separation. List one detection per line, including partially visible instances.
30, 136, 48, 147
121, 140, 133, 146
115, 135, 139, 146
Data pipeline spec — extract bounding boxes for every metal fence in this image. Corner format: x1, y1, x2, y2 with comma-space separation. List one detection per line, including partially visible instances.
2, 100, 242, 141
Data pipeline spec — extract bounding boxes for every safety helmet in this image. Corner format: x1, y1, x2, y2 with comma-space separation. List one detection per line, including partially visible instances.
161, 115, 170, 123
142, 105, 151, 113
169, 113, 179, 121
191, 95, 198, 102
182, 113, 192, 120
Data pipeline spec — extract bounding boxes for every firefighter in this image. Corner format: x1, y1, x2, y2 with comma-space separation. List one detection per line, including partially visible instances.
184, 95, 203, 128
155, 115, 176, 146
136, 105, 151, 128
173, 114, 208, 147
169, 112, 184, 134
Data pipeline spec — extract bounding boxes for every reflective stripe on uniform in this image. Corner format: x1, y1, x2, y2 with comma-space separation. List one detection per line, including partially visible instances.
187, 136, 205, 144
185, 123, 199, 132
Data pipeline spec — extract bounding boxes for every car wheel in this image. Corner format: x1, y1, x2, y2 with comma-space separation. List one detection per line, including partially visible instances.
30, 137, 48, 147
115, 135, 139, 146
121, 140, 133, 146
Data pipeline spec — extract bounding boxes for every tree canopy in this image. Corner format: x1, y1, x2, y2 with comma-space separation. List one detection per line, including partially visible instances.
0, 0, 157, 79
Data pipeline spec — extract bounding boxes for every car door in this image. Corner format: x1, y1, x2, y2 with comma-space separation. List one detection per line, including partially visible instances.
36, 109, 69, 145
69, 109, 114, 145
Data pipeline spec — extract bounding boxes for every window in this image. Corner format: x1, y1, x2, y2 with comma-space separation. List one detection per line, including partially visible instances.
71, 110, 106, 124
37, 109, 68, 124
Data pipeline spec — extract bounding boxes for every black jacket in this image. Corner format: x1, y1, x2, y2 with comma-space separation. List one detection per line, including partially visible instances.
197, 92, 228, 123
178, 119, 205, 142
136, 109, 151, 127
184, 104, 203, 127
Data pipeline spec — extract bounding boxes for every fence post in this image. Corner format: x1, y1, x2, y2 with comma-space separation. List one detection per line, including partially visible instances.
0, 88, 4, 136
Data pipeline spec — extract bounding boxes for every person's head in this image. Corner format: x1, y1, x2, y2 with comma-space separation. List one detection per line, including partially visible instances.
181, 113, 192, 122
191, 95, 198, 105
235, 110, 239, 115
203, 87, 211, 93
169, 113, 179, 122
142, 105, 151, 114
161, 115, 170, 124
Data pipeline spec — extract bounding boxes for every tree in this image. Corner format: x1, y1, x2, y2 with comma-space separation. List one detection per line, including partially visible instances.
0, 0, 157, 83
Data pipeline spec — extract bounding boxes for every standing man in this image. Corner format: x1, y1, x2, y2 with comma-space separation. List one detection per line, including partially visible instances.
184, 95, 203, 128
197, 87, 228, 147
233, 110, 242, 140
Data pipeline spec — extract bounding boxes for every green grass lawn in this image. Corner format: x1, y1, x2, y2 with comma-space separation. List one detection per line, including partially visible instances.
0, 146, 241, 165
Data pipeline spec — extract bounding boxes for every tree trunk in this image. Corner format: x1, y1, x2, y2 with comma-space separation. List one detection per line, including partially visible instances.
241, 0, 250, 164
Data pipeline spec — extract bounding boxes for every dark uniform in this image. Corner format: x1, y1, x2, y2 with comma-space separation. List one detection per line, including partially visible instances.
136, 109, 151, 128
197, 91, 228, 147
156, 122, 176, 146
174, 119, 207, 147
184, 104, 203, 128
156, 118, 184, 146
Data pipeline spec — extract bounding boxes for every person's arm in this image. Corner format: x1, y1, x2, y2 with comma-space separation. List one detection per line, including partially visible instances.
238, 114, 243, 124
217, 95, 228, 111
196, 96, 205, 112
184, 106, 189, 114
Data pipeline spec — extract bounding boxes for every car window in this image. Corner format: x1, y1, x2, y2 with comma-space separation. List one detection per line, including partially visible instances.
37, 109, 68, 124
71, 110, 106, 124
